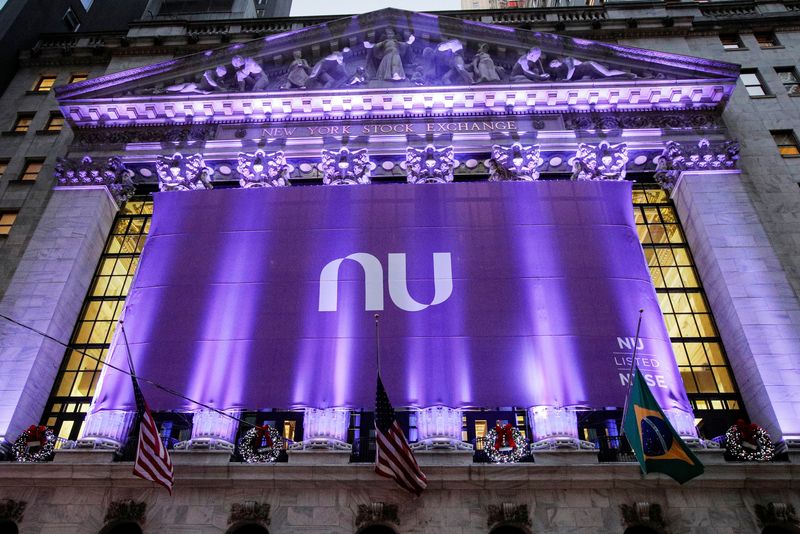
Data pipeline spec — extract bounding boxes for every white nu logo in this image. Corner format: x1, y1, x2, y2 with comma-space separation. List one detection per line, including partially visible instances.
318, 253, 453, 312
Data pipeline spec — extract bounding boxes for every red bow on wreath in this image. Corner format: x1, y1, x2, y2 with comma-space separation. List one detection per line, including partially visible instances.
255, 425, 274, 447
735, 419, 760, 445
25, 425, 48, 447
494, 424, 516, 451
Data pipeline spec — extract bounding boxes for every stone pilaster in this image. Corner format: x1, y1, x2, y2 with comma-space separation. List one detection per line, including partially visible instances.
672, 171, 800, 442
0, 187, 118, 445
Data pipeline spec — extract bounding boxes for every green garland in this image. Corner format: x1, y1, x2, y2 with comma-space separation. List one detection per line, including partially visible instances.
725, 425, 774, 462
239, 426, 283, 463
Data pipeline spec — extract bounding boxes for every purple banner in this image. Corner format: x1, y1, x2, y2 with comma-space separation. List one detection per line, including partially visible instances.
92, 181, 691, 413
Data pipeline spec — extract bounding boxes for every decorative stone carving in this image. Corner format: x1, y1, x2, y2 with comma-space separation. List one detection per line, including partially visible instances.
291, 408, 351, 450
321, 147, 371, 185
548, 56, 634, 81
355, 502, 399, 528
54, 155, 135, 205
364, 28, 415, 81
166, 56, 267, 94
487, 503, 531, 528
438, 40, 474, 86
411, 406, 473, 451
232, 55, 269, 92
620, 502, 666, 532
570, 141, 629, 181
564, 112, 721, 131
511, 47, 550, 82
156, 153, 214, 191
0, 499, 26, 523
282, 51, 311, 89
229, 502, 270, 526
471, 43, 503, 84
105, 500, 145, 525
755, 502, 800, 529
76, 124, 218, 146
307, 49, 353, 89
237, 150, 291, 188
488, 143, 543, 181
654, 139, 740, 190
406, 145, 455, 184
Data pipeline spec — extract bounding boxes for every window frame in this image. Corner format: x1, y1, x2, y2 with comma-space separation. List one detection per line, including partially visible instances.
719, 34, 745, 50
63, 7, 80, 32
771, 130, 800, 157
68, 73, 89, 85
0, 159, 9, 180
754, 31, 780, 48
19, 158, 45, 182
10, 113, 35, 134
775, 67, 800, 97
31, 75, 57, 93
0, 210, 18, 236
739, 69, 770, 98
42, 112, 65, 134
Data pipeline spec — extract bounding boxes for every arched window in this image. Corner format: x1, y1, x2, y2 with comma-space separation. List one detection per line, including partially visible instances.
0, 520, 18, 534
227, 524, 270, 534
489, 526, 529, 534
99, 522, 143, 534
356, 525, 398, 534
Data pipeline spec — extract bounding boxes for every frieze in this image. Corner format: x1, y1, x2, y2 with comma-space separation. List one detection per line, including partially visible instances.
563, 112, 722, 131
74, 124, 219, 147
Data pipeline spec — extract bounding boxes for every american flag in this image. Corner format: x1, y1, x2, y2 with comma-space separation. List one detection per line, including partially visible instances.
374, 376, 427, 496
131, 373, 174, 494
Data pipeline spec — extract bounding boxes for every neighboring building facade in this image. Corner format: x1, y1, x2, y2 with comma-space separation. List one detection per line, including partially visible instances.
0, 2, 799, 533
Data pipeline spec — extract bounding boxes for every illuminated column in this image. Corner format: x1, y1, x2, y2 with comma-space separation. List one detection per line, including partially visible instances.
174, 409, 240, 451
77, 409, 135, 450
529, 406, 580, 448
665, 408, 699, 439
295, 408, 351, 450
411, 406, 472, 451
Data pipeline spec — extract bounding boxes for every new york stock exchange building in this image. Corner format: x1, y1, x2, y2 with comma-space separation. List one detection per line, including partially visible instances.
1, 2, 800, 533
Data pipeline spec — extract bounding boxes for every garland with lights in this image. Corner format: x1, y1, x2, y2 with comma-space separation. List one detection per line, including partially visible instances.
12, 425, 56, 463
725, 419, 775, 462
239, 425, 283, 463
482, 423, 528, 463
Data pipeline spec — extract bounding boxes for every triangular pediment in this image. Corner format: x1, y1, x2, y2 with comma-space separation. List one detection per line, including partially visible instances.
56, 8, 739, 126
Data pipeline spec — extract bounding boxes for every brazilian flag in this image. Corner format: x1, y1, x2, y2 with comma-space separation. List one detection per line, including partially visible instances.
622, 368, 704, 484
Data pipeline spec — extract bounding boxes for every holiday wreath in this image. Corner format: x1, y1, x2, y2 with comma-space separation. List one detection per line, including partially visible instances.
13, 425, 56, 463
239, 425, 283, 463
483, 423, 528, 463
725, 419, 775, 462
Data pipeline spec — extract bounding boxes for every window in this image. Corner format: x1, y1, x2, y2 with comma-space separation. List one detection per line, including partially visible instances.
12, 113, 34, 133
20, 159, 43, 182
80, 0, 93, 11
32, 75, 57, 93
720, 34, 744, 50
0, 211, 17, 235
754, 31, 779, 48
0, 160, 8, 179
771, 130, 800, 156
63, 7, 80, 32
740, 70, 769, 97
68, 73, 89, 84
775, 67, 800, 96
44, 113, 64, 132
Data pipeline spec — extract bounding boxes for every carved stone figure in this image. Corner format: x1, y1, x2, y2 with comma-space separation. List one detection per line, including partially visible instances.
167, 65, 228, 94
282, 51, 310, 89
364, 28, 415, 81
471, 43, 502, 83
54, 155, 135, 205
547, 57, 633, 81
232, 55, 269, 92
510, 48, 550, 82
438, 40, 473, 86
347, 66, 368, 86
307, 49, 352, 89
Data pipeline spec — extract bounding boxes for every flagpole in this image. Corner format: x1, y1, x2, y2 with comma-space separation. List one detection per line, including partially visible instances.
620, 308, 644, 437
374, 313, 381, 377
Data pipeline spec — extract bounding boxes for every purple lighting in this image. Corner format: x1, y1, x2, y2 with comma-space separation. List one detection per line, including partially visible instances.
91, 181, 690, 413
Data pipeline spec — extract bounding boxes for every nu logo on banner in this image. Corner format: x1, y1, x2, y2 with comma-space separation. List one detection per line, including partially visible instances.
319, 253, 452, 312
